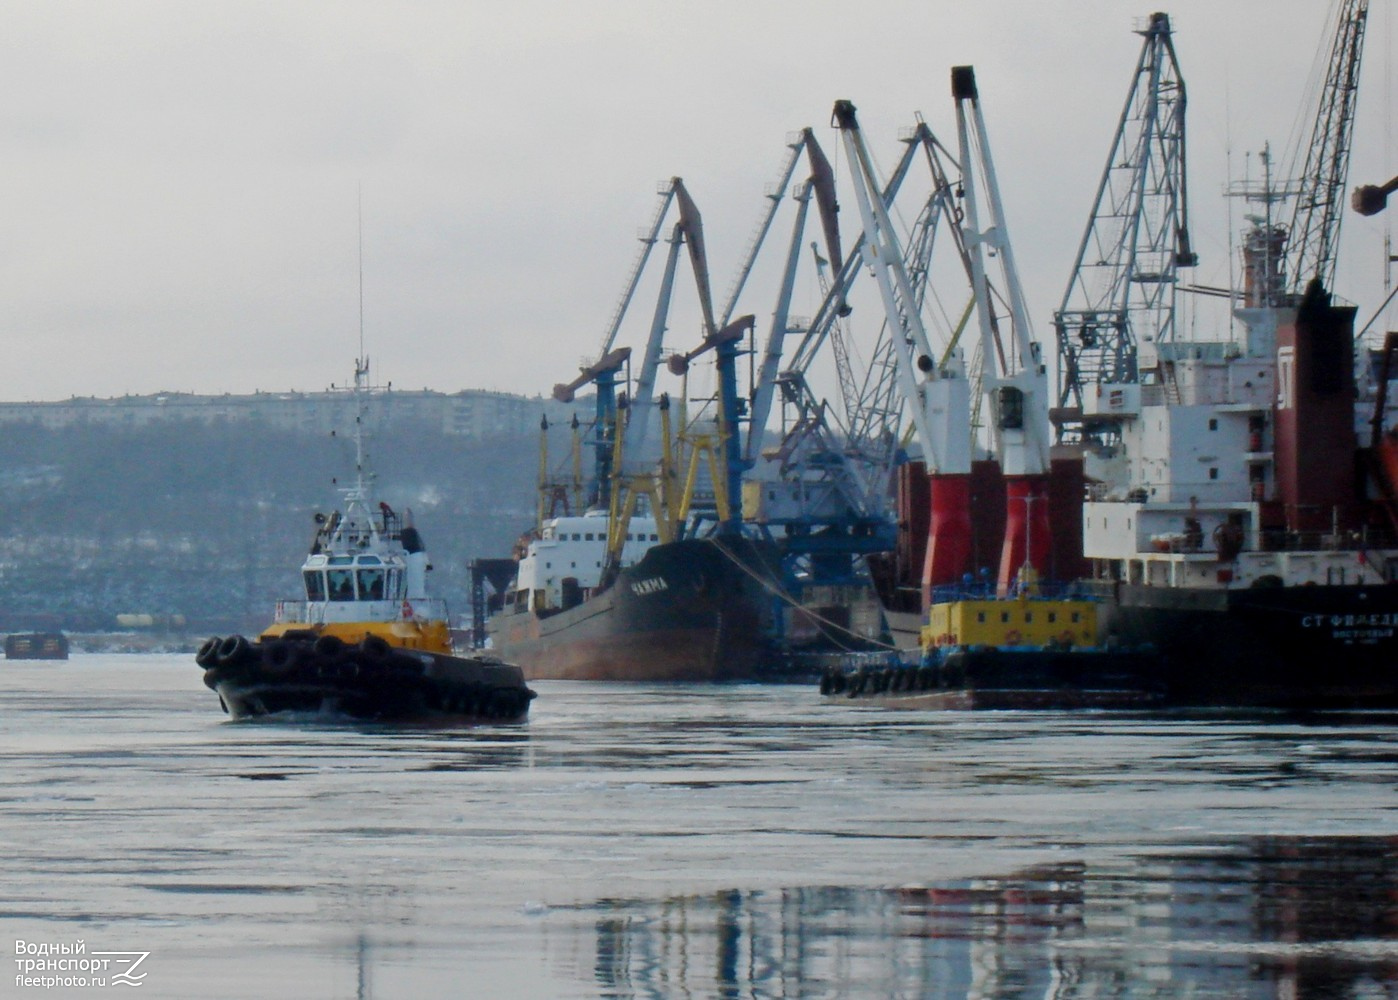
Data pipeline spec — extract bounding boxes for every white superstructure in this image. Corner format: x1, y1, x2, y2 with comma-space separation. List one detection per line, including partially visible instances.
513, 511, 661, 612
1082, 323, 1395, 591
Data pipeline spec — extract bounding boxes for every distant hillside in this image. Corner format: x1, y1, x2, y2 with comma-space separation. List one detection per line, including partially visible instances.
0, 416, 542, 635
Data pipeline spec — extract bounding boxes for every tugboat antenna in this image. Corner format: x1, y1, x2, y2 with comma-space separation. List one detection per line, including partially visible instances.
352, 184, 373, 505
358, 182, 365, 367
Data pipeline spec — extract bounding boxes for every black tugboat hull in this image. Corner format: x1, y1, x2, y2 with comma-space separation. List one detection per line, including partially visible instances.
486, 537, 787, 682
1097, 582, 1398, 708
197, 636, 535, 721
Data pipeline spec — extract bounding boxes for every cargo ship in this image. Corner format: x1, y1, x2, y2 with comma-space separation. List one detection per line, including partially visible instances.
479, 219, 889, 682
1074, 274, 1398, 707
862, 10, 1398, 708
1063, 7, 1398, 705
481, 512, 793, 681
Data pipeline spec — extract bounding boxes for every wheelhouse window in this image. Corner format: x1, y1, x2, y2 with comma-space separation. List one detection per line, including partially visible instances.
303, 570, 326, 602
327, 569, 356, 601
357, 568, 386, 600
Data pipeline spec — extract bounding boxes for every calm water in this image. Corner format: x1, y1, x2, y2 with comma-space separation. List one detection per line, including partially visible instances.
2, 655, 1398, 999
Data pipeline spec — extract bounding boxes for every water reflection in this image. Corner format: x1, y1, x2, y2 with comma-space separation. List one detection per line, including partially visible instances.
560, 836, 1398, 999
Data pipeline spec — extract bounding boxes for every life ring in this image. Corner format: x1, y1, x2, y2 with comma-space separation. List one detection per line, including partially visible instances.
1004, 629, 1023, 646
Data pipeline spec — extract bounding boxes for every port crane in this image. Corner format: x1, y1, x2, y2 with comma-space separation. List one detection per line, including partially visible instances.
547, 177, 713, 524
949, 67, 1054, 592
835, 68, 1053, 597
1285, 0, 1368, 299
596, 177, 723, 571
779, 119, 974, 521
1052, 11, 1195, 444
834, 97, 971, 596
737, 122, 952, 539
734, 129, 844, 473
591, 135, 843, 577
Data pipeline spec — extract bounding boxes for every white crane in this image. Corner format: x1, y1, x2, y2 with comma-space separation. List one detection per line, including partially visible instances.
951, 65, 1054, 593
833, 98, 974, 594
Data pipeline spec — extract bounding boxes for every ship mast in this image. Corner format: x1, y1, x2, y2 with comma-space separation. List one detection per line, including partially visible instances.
350, 354, 373, 503
351, 187, 375, 511
335, 187, 382, 550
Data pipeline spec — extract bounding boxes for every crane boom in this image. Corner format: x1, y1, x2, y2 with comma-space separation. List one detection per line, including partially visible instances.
740, 129, 845, 467
952, 66, 1051, 479
1288, 0, 1368, 296
595, 183, 678, 361
832, 100, 971, 476
719, 129, 842, 328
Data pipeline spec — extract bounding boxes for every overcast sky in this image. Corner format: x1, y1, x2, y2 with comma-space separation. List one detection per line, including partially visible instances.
0, 0, 1392, 403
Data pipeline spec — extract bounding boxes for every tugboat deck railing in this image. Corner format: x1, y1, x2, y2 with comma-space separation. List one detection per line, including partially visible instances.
273, 598, 450, 625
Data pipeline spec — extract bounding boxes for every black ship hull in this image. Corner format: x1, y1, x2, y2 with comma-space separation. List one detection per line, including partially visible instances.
198, 634, 535, 721
1096, 581, 1398, 708
820, 646, 1166, 710
486, 536, 797, 682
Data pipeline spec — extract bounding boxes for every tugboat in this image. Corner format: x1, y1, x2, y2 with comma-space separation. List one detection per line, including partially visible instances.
196, 360, 534, 722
